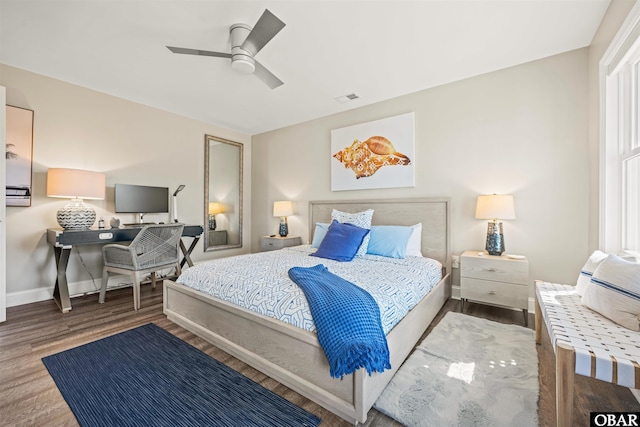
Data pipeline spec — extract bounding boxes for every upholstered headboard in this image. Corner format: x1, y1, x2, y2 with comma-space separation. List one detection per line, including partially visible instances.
309, 198, 451, 272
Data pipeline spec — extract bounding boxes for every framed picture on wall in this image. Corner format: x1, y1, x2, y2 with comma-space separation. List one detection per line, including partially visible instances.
331, 112, 415, 191
6, 105, 34, 207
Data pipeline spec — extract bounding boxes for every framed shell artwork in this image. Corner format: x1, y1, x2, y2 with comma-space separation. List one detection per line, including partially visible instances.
331, 112, 415, 191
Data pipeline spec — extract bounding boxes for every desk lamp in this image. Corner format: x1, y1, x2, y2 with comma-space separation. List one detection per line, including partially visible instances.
475, 194, 515, 256
46, 168, 106, 230
273, 201, 293, 237
172, 185, 185, 223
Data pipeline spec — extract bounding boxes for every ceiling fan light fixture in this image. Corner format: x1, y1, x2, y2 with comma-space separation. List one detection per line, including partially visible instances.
231, 55, 256, 74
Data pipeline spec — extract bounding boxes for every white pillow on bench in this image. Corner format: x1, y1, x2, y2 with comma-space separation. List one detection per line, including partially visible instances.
581, 254, 640, 331
575, 250, 608, 296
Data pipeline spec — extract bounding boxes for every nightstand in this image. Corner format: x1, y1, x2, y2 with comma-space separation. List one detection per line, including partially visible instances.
460, 250, 530, 325
261, 235, 302, 252
208, 230, 228, 246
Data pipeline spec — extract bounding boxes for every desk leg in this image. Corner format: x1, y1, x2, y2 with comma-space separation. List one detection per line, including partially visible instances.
180, 236, 200, 268
53, 246, 72, 313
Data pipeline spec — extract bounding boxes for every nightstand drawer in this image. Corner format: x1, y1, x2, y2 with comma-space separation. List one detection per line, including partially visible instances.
461, 256, 528, 285
261, 236, 302, 252
461, 277, 528, 309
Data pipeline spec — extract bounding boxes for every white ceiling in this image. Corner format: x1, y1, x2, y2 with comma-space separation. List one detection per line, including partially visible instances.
0, 1, 610, 135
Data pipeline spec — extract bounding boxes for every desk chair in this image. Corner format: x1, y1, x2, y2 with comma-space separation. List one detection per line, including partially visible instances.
99, 224, 185, 310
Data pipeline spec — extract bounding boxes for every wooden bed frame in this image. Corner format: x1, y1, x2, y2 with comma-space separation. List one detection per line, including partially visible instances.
163, 198, 451, 424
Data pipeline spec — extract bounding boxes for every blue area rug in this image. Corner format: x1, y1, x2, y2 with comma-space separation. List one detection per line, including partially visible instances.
42, 323, 321, 427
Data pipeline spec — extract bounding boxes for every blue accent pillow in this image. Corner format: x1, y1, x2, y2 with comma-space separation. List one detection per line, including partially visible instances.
366, 225, 413, 258
331, 209, 374, 257
311, 220, 370, 262
311, 222, 330, 248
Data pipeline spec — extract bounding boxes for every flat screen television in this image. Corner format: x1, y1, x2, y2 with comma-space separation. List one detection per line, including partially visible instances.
114, 184, 169, 222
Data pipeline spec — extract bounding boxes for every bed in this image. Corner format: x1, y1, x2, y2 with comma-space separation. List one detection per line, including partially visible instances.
163, 198, 451, 424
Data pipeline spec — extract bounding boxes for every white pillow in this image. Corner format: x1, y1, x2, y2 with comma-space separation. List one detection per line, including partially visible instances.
581, 254, 640, 331
405, 223, 423, 257
330, 209, 374, 256
575, 250, 637, 295
575, 250, 608, 296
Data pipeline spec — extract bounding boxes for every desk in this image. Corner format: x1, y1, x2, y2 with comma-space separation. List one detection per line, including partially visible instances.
46, 224, 203, 313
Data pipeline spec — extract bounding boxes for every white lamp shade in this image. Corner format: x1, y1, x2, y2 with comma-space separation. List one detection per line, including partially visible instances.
208, 202, 224, 215
47, 168, 106, 200
475, 194, 515, 220
273, 200, 293, 217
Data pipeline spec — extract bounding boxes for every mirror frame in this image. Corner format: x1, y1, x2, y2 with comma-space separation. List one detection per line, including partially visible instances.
204, 134, 243, 251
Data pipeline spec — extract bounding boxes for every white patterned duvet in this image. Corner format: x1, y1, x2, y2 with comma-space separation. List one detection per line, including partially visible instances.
177, 245, 443, 335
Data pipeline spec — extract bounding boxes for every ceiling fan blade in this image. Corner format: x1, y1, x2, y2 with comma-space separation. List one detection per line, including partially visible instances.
254, 60, 283, 89
241, 9, 285, 56
166, 46, 232, 58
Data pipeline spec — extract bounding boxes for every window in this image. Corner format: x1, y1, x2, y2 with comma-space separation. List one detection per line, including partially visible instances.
601, 3, 640, 254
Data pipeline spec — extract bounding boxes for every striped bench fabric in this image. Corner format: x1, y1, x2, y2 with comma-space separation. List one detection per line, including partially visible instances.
535, 280, 640, 427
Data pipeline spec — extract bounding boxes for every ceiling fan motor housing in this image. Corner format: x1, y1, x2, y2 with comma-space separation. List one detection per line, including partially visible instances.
230, 23, 255, 74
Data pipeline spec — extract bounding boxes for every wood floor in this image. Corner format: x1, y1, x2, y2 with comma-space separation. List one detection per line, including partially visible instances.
1, 284, 639, 426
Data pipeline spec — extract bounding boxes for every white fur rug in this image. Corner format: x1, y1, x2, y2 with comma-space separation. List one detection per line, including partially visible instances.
374, 312, 538, 427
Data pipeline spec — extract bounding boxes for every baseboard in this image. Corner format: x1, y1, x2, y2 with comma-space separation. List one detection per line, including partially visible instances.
6, 274, 132, 308
451, 285, 460, 300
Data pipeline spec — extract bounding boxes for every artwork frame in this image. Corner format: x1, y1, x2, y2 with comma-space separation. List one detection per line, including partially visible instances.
5, 105, 34, 207
331, 112, 415, 191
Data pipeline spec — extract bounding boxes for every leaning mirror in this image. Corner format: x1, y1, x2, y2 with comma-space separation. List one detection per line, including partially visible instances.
204, 134, 243, 251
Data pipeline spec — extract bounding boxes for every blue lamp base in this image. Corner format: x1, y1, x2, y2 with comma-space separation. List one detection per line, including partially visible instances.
279, 217, 288, 237
485, 221, 505, 256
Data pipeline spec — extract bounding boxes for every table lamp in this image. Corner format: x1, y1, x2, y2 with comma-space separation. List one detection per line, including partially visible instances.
475, 194, 515, 256
208, 202, 224, 230
273, 201, 293, 237
47, 168, 106, 230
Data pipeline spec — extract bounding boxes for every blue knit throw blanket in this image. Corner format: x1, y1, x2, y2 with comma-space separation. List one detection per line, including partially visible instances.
288, 264, 391, 378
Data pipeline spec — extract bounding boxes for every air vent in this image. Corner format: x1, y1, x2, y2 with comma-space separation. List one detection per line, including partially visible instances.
335, 92, 360, 103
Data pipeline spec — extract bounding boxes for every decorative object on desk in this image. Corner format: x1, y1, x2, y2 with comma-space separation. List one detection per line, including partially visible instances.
273, 200, 293, 237
110, 217, 120, 229
6, 105, 34, 207
208, 202, 224, 230
171, 184, 185, 223
98, 217, 105, 229
475, 194, 515, 256
46, 168, 106, 230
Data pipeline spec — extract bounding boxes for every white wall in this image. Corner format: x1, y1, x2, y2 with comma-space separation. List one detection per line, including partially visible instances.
252, 49, 590, 294
1, 64, 252, 306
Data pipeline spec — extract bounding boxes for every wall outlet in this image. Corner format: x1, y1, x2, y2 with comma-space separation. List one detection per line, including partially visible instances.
452, 255, 460, 269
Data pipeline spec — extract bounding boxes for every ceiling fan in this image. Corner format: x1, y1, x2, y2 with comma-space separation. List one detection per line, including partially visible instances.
167, 9, 286, 89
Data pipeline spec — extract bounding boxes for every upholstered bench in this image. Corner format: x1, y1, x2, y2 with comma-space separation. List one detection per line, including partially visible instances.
535, 280, 640, 427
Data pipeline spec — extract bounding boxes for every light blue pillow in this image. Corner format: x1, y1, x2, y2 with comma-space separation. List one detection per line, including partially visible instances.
311, 222, 330, 248
366, 225, 413, 258
311, 220, 370, 262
